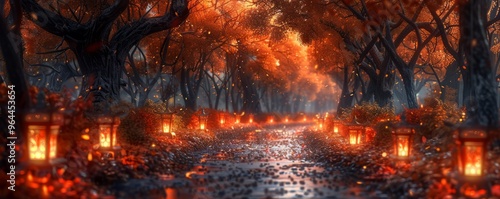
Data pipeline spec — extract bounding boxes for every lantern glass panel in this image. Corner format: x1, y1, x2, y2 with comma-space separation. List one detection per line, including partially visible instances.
395, 135, 410, 157
349, 130, 360, 144
29, 125, 47, 160
463, 141, 483, 176
100, 124, 112, 148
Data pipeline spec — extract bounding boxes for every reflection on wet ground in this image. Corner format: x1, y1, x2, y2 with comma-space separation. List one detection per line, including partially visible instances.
118, 126, 372, 199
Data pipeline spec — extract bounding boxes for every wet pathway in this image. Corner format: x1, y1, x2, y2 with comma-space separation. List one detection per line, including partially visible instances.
114, 126, 371, 199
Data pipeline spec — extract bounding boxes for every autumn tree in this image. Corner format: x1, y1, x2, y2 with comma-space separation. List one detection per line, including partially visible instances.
22, 0, 189, 110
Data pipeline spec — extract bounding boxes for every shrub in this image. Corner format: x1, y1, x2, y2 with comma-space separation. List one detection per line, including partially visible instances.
118, 100, 160, 145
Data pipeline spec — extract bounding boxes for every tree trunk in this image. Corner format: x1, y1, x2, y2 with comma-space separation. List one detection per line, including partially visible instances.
74, 48, 123, 109
440, 61, 461, 103
373, 67, 395, 108
399, 66, 418, 109
337, 66, 355, 115
459, 0, 498, 126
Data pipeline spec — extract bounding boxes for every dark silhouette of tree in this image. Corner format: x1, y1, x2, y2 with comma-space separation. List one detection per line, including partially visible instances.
22, 0, 189, 110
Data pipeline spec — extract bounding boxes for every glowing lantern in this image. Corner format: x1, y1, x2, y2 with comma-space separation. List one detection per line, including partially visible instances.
333, 118, 341, 134
347, 123, 364, 145
285, 117, 289, 123
199, 110, 208, 130
235, 115, 241, 124
25, 111, 64, 164
160, 112, 174, 134
219, 112, 225, 125
97, 116, 120, 151
248, 115, 254, 123
268, 116, 274, 123
317, 117, 325, 130
392, 122, 415, 159
455, 122, 489, 179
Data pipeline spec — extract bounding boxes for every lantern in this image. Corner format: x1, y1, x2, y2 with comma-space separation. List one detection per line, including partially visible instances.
235, 115, 241, 124
248, 115, 254, 123
333, 118, 341, 134
25, 111, 64, 164
219, 112, 225, 125
97, 116, 120, 151
317, 117, 325, 130
347, 123, 364, 145
392, 122, 416, 159
285, 116, 289, 123
455, 123, 489, 179
160, 112, 174, 134
267, 116, 274, 123
199, 111, 208, 130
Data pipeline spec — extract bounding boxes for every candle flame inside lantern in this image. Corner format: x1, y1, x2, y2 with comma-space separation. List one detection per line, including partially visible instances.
349, 130, 359, 145
200, 123, 205, 130
334, 126, 339, 133
99, 125, 111, 148
249, 118, 253, 123
29, 126, 57, 160
464, 144, 483, 176
397, 136, 409, 157
163, 123, 170, 133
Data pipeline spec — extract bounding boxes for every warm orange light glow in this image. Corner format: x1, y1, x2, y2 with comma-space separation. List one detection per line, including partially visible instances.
249, 118, 253, 123
165, 188, 178, 199
464, 144, 483, 176
200, 123, 206, 130
99, 125, 111, 148
285, 118, 289, 123
349, 130, 360, 145
334, 126, 339, 133
81, 134, 90, 140
396, 136, 409, 157
28, 126, 58, 161
163, 123, 171, 133
29, 127, 47, 160
87, 153, 92, 161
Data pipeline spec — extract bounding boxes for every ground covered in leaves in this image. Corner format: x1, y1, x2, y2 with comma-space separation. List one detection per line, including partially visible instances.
2, 123, 500, 199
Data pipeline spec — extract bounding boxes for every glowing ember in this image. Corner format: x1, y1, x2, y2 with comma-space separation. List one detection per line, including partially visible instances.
81, 134, 90, 140
382, 152, 387, 157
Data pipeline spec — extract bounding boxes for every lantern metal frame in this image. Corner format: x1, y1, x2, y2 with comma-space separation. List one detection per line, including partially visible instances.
25, 110, 64, 166
454, 121, 493, 197
332, 118, 341, 134
199, 111, 208, 130
455, 124, 490, 180
96, 115, 121, 157
347, 123, 365, 145
159, 112, 175, 134
219, 112, 226, 125
392, 122, 416, 160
